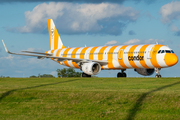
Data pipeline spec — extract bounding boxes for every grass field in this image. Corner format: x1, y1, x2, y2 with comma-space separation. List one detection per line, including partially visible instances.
0, 77, 180, 120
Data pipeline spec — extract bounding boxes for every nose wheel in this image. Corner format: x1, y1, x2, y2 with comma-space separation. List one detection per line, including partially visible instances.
155, 68, 161, 78
117, 69, 127, 77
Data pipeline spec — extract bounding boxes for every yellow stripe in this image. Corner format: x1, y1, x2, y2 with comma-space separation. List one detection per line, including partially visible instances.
128, 45, 138, 68
62, 48, 71, 67
55, 49, 62, 64
71, 47, 80, 68
80, 47, 89, 59
64, 61, 70, 67
62, 45, 66, 49
89, 47, 98, 60
98, 46, 108, 60
56, 49, 61, 57
118, 45, 128, 68
108, 46, 118, 69
54, 27, 59, 50
72, 62, 80, 68
139, 45, 149, 68
98, 46, 108, 69
62, 48, 71, 57
150, 45, 163, 68
71, 47, 80, 58
50, 50, 55, 61
47, 19, 51, 49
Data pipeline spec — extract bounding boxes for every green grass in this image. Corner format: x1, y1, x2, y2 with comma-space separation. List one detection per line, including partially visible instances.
0, 77, 180, 120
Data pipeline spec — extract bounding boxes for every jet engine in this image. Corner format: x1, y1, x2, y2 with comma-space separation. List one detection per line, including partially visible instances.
81, 62, 101, 75
134, 68, 154, 76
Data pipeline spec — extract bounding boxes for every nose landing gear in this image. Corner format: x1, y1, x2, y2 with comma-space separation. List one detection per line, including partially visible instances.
117, 69, 127, 77
155, 68, 161, 78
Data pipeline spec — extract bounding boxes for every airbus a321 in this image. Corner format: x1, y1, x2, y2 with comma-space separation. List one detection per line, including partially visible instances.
2, 19, 178, 78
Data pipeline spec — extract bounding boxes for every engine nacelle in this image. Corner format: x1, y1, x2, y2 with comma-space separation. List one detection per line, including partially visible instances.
134, 68, 154, 76
81, 62, 101, 75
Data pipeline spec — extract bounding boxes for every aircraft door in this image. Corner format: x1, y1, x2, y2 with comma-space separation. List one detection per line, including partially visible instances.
146, 46, 154, 59
118, 49, 123, 60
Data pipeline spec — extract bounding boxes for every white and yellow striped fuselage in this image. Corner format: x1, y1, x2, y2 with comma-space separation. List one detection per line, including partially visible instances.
47, 44, 178, 70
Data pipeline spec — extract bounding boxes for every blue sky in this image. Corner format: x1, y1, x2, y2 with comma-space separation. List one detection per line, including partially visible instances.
0, 0, 180, 77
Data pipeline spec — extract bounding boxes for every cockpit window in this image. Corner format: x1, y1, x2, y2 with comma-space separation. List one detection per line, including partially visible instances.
158, 50, 161, 54
165, 50, 171, 53
157, 49, 174, 54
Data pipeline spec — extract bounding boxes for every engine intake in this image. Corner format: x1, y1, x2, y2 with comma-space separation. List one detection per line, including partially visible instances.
134, 68, 154, 76
81, 62, 101, 75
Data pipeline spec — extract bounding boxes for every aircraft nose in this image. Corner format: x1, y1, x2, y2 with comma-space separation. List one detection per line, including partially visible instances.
164, 53, 178, 66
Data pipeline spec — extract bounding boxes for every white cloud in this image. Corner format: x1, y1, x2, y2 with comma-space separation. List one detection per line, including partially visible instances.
0, 55, 14, 60
124, 39, 140, 45
0, 54, 62, 77
105, 40, 119, 45
8, 2, 139, 35
124, 39, 165, 45
160, 1, 180, 23
143, 39, 165, 44
105, 39, 165, 46
24, 48, 45, 52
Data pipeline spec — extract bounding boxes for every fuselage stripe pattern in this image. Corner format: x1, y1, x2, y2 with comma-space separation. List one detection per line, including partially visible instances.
47, 44, 174, 70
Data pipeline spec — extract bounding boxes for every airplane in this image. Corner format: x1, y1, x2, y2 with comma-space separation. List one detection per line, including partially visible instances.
2, 19, 178, 78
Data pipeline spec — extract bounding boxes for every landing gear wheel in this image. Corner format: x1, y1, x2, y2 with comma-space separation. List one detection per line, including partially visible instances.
155, 68, 161, 78
117, 72, 127, 77
122, 73, 127, 77
155, 75, 161, 78
82, 73, 91, 77
117, 72, 122, 77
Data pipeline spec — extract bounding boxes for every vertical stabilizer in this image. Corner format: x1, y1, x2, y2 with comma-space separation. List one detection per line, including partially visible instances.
47, 19, 66, 50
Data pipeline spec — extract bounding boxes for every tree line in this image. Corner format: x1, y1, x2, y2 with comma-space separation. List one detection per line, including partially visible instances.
29, 68, 81, 78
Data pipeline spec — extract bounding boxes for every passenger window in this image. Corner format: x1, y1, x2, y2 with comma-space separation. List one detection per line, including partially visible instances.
158, 50, 161, 54
161, 50, 165, 53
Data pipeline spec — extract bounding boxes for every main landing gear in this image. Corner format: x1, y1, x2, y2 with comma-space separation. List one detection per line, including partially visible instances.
82, 72, 91, 77
155, 68, 161, 78
117, 69, 127, 77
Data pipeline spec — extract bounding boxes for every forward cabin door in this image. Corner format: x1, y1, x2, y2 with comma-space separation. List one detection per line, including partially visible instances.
118, 49, 123, 60
147, 46, 154, 59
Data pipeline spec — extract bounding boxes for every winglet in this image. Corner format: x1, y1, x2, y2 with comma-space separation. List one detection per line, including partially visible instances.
2, 40, 10, 53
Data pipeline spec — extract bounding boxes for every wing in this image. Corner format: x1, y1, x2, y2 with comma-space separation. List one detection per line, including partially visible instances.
2, 40, 108, 66
21, 51, 52, 56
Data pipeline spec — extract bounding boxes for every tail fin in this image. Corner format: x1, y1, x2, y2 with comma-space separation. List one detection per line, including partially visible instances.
47, 19, 66, 50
